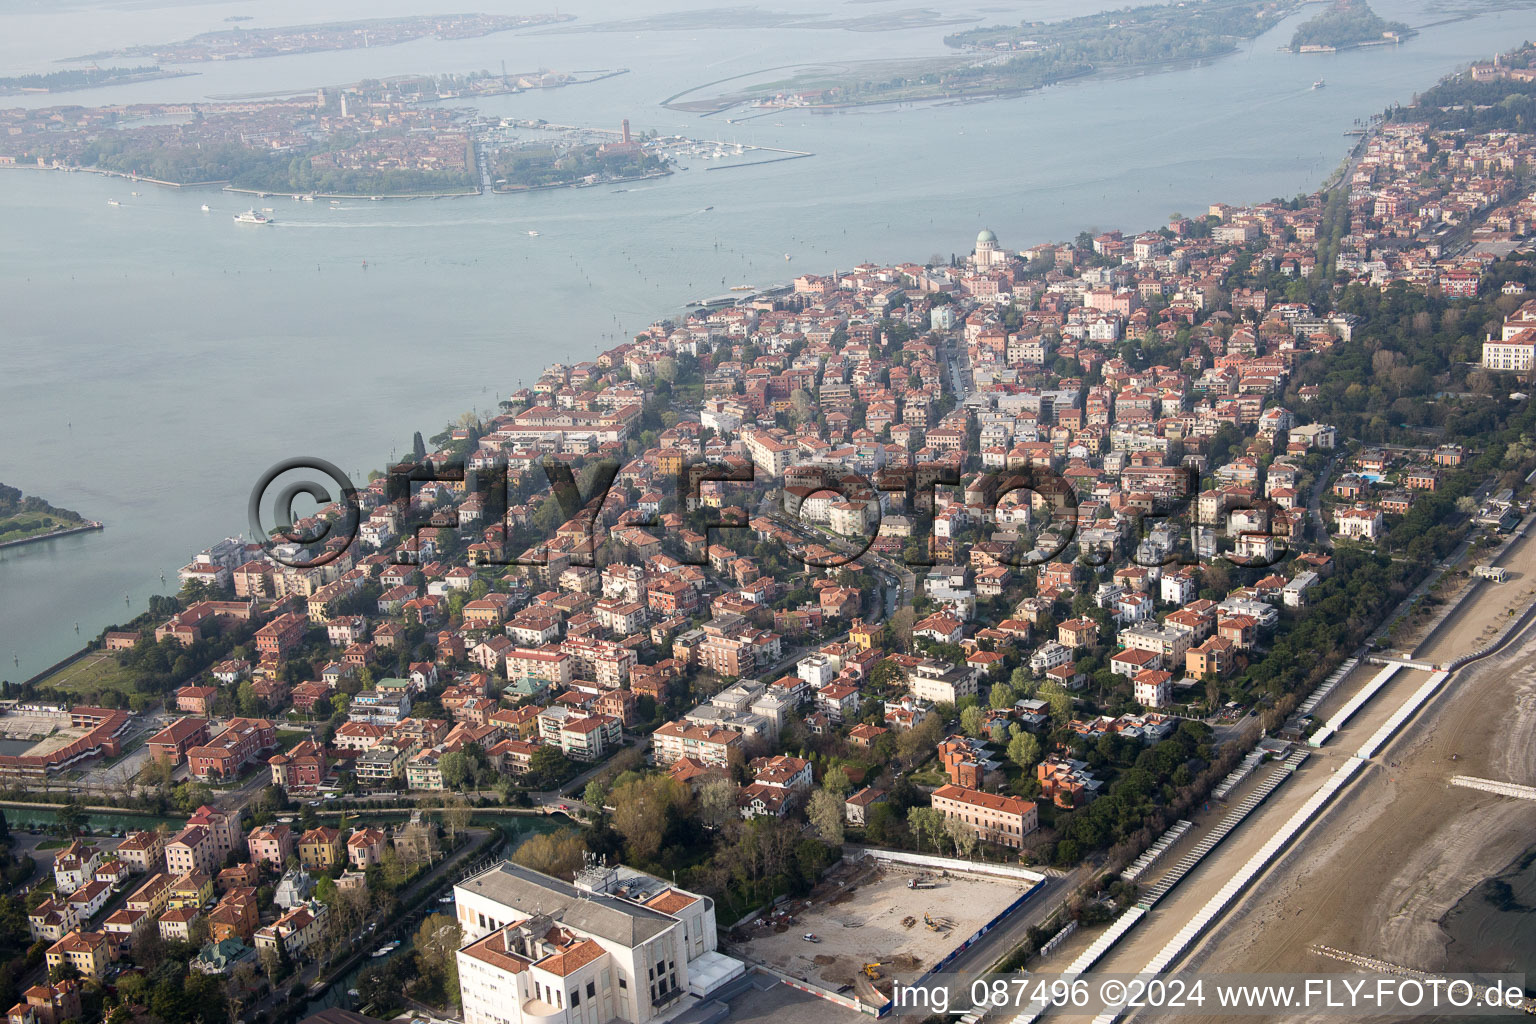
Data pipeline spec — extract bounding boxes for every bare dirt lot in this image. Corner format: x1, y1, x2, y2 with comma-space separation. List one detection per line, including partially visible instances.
730, 862, 1033, 991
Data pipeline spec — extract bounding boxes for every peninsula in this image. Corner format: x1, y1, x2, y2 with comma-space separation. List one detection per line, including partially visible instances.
0, 483, 98, 548
672, 0, 1299, 112
63, 12, 574, 65
0, 65, 195, 97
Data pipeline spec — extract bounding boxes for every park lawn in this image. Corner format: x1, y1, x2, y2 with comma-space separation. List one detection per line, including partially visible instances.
33, 652, 143, 701
0, 510, 81, 544
907, 762, 948, 787
274, 729, 310, 747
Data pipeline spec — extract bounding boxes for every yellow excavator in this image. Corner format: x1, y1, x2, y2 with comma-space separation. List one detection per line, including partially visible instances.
862, 963, 884, 980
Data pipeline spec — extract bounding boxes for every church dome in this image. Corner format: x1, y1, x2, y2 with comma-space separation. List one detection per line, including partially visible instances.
976, 228, 998, 246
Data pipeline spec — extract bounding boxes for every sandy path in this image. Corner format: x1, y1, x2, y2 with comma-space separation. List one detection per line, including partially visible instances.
1176, 636, 1536, 1022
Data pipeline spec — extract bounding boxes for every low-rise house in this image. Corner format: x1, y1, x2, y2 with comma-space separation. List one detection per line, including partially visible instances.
347, 828, 388, 869
6, 979, 82, 1024
27, 899, 78, 943
191, 936, 257, 976
844, 786, 887, 826
254, 901, 327, 961
273, 868, 315, 910
52, 841, 102, 896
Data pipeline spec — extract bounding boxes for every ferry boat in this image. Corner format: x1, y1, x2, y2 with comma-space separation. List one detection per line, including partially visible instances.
234, 209, 273, 225
1312, 80, 1326, 90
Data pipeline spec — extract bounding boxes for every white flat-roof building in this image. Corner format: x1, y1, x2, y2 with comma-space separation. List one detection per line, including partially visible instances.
456, 860, 736, 1024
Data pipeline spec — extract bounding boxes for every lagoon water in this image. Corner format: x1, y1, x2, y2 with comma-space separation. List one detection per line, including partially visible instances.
2, 0, 1536, 671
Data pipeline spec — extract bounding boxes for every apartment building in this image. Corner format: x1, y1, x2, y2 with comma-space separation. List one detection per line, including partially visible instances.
929, 784, 1039, 849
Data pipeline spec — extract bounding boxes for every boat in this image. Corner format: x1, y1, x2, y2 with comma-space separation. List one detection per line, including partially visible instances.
527, 230, 540, 237
370, 196, 383, 201
234, 210, 273, 225
784, 253, 792, 261
106, 199, 120, 206
371, 941, 401, 958
200, 204, 210, 212
1312, 80, 1326, 90
130, 191, 140, 196
330, 199, 342, 205
703, 205, 714, 211
299, 193, 315, 201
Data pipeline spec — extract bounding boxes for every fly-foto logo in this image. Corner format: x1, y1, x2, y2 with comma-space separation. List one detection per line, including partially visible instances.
248, 456, 1291, 572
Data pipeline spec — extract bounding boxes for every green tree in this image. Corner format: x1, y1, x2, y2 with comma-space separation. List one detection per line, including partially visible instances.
511, 828, 587, 879
821, 765, 852, 798
808, 789, 844, 844
1038, 680, 1075, 721
695, 777, 740, 830
439, 750, 469, 790
610, 775, 687, 863
55, 797, 88, 836
1006, 727, 1041, 771
413, 913, 463, 1008
527, 746, 571, 788
237, 680, 261, 717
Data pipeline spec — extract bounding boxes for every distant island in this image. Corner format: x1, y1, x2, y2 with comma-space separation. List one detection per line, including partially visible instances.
63, 12, 574, 64
671, 0, 1300, 112
0, 65, 195, 97
0, 484, 98, 548
1289, 0, 1413, 52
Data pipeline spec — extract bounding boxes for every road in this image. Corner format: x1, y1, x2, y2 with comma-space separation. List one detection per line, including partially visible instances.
1304, 454, 1338, 551
253, 825, 500, 1019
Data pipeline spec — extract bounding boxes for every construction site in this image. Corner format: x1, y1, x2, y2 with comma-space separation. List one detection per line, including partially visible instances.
725, 856, 1035, 1002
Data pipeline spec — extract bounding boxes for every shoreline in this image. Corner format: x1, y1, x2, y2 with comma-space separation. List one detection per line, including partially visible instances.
0, 69, 198, 98
0, 520, 102, 552
0, 164, 228, 188
221, 184, 482, 201
492, 168, 672, 193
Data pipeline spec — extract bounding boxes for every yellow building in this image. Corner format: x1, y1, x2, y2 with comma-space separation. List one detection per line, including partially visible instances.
849, 618, 881, 652
166, 871, 213, 910
45, 931, 112, 980
298, 826, 345, 872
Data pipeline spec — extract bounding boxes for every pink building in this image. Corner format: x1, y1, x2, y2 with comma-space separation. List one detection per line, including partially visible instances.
246, 823, 294, 872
